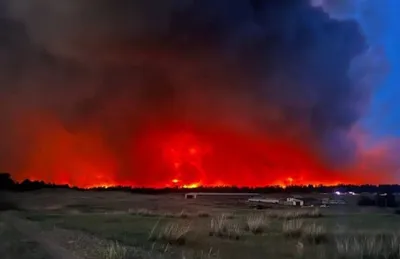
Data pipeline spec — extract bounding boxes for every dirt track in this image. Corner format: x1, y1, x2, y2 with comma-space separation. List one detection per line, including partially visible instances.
0, 212, 78, 259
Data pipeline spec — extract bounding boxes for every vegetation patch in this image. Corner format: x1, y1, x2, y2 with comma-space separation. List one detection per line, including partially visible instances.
149, 221, 191, 245
244, 214, 270, 235
335, 233, 400, 259
267, 208, 322, 220
129, 208, 159, 217
301, 223, 328, 244
209, 214, 242, 240
282, 219, 304, 238
99, 241, 128, 259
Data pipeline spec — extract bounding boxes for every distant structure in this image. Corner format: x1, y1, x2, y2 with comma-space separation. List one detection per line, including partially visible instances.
283, 197, 305, 206
246, 196, 325, 207
282, 197, 320, 207
247, 197, 280, 204
184, 192, 259, 199
322, 197, 347, 205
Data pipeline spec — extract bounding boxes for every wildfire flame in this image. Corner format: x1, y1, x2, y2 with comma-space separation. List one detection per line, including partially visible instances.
10, 117, 391, 188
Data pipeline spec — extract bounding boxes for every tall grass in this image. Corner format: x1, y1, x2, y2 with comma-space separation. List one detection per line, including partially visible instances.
267, 208, 322, 220
149, 221, 191, 245
209, 214, 242, 240
245, 214, 270, 234
335, 233, 400, 259
282, 219, 304, 238
182, 248, 221, 259
100, 241, 128, 259
210, 215, 228, 237
283, 219, 328, 244
302, 223, 327, 244
159, 223, 191, 245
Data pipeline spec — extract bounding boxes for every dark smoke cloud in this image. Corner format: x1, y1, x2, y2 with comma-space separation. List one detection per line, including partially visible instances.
0, 0, 368, 180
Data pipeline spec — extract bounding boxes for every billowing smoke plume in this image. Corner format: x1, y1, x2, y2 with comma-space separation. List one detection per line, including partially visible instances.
0, 0, 386, 187
313, 0, 397, 183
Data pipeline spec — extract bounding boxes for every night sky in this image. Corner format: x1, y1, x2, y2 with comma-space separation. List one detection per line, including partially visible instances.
0, 0, 398, 187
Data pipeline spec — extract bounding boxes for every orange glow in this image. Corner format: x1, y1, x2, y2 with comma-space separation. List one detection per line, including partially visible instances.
183, 182, 201, 189
7, 112, 396, 188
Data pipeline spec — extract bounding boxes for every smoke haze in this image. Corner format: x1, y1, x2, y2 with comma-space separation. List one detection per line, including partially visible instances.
0, 0, 394, 187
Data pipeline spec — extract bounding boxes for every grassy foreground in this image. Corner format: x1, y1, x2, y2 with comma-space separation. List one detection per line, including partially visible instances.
0, 218, 50, 259
2, 190, 400, 259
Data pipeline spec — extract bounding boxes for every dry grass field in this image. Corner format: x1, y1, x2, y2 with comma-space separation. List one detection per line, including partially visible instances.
1, 189, 400, 259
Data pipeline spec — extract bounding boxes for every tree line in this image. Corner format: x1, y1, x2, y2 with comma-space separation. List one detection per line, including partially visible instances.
2, 172, 400, 194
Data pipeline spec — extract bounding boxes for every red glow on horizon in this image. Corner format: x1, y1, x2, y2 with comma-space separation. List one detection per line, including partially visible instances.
8, 114, 395, 189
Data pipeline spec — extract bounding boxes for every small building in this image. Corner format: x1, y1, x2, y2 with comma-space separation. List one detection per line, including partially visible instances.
285, 197, 304, 206
283, 197, 321, 207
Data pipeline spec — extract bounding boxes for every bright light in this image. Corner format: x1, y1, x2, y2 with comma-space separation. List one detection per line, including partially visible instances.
335, 191, 341, 195
172, 179, 180, 184
183, 182, 200, 189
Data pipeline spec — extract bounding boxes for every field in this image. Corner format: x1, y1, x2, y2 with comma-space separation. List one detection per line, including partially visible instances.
1, 190, 400, 259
